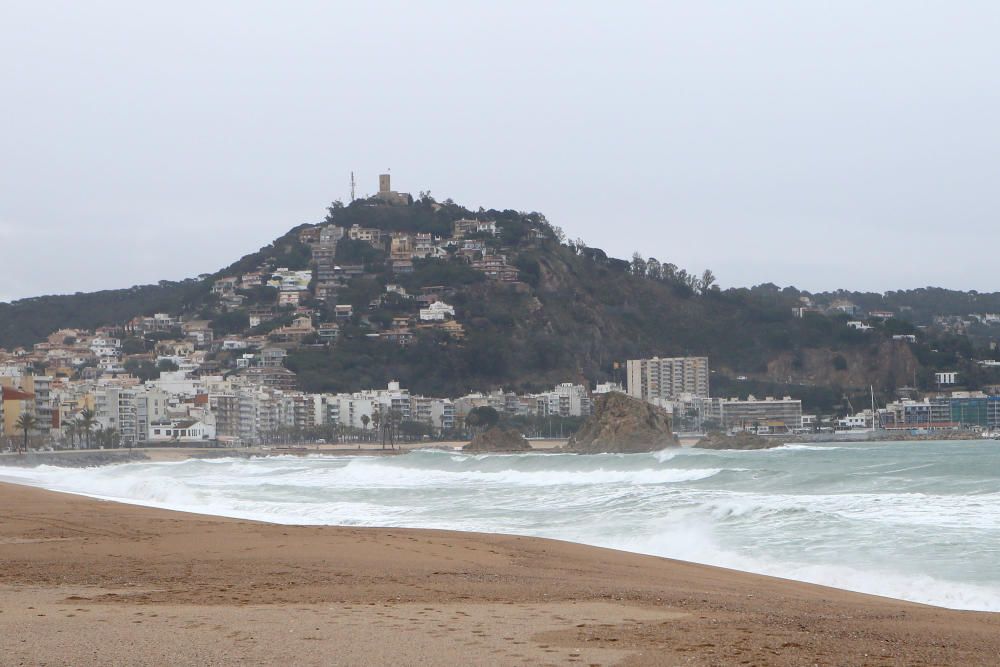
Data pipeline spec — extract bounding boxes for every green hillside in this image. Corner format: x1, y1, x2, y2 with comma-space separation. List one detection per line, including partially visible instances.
3, 193, 999, 411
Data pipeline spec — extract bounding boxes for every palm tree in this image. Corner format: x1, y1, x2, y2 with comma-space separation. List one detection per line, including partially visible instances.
360, 414, 370, 442
372, 409, 382, 447
389, 409, 403, 450
65, 421, 78, 449
78, 408, 96, 449
15, 413, 38, 454
95, 425, 106, 448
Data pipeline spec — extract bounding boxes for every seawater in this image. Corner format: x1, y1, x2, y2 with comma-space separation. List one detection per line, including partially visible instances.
3, 439, 999, 611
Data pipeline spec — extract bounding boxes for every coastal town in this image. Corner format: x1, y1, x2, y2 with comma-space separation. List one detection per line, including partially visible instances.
3, 332, 1000, 452
4, 175, 1000, 452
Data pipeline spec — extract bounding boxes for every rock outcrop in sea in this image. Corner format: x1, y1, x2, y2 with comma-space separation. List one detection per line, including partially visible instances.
565, 392, 678, 453
694, 431, 788, 450
463, 427, 532, 452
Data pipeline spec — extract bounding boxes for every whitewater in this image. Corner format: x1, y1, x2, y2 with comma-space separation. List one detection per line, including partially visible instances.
3, 439, 999, 612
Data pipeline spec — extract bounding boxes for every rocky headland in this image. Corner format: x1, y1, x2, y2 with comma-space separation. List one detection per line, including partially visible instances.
564, 392, 678, 453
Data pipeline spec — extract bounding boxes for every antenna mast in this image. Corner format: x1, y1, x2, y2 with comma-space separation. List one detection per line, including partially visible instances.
350, 172, 356, 202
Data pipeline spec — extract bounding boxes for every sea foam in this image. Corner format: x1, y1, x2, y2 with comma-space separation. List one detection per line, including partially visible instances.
3, 439, 999, 612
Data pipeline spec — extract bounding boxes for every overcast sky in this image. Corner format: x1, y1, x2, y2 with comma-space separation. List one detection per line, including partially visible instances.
2, 1, 999, 303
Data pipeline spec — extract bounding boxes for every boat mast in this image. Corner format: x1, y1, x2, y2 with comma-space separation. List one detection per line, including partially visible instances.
871, 385, 878, 430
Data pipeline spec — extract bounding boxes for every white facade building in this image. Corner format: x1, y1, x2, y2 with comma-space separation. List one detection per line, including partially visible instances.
626, 356, 710, 402
419, 301, 455, 322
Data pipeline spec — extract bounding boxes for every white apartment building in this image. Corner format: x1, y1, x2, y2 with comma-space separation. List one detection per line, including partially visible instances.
626, 356, 710, 403
94, 386, 170, 446
325, 394, 377, 431
534, 383, 591, 417
703, 395, 803, 433
419, 301, 455, 322
89, 337, 121, 358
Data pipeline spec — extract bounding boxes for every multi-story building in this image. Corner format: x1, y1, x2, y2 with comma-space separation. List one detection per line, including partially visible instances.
347, 224, 383, 246
429, 398, 455, 431
470, 252, 519, 282
532, 383, 592, 417
325, 393, 377, 431
390, 232, 413, 258
704, 396, 803, 433
30, 376, 53, 435
882, 395, 1000, 430
94, 386, 170, 446
318, 224, 344, 246
0, 381, 36, 441
259, 347, 287, 368
626, 356, 710, 403
212, 393, 241, 440
412, 233, 438, 258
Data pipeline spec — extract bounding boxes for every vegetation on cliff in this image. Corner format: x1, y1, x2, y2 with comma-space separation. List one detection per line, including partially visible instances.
4, 193, 1000, 410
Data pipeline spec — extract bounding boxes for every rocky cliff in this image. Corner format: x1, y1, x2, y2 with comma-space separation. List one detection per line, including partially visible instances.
463, 427, 532, 452
565, 392, 678, 453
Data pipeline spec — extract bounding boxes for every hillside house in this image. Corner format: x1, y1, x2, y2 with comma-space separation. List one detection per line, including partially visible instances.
347, 224, 383, 247
419, 301, 455, 322
452, 219, 497, 238
270, 317, 315, 342
317, 322, 340, 342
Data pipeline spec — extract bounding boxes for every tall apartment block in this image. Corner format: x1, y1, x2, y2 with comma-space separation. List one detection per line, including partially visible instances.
626, 356, 710, 402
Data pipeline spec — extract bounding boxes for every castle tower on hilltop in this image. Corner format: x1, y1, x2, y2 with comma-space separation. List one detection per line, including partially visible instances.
374, 173, 412, 206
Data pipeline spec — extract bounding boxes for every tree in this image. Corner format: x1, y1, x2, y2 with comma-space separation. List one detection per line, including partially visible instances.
78, 408, 96, 449
94, 426, 122, 449
124, 359, 160, 382
399, 420, 431, 440
700, 269, 717, 292
465, 406, 499, 435
646, 257, 662, 281
15, 413, 38, 454
65, 420, 79, 449
360, 414, 370, 442
157, 359, 180, 373
630, 252, 647, 277
387, 409, 403, 449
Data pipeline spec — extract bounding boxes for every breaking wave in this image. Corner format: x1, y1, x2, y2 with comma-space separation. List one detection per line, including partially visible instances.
3, 439, 1000, 611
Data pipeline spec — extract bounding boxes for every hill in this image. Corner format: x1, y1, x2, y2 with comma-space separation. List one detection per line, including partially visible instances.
3, 191, 999, 411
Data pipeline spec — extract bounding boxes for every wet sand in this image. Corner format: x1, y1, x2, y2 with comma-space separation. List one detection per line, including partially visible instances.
1, 481, 998, 666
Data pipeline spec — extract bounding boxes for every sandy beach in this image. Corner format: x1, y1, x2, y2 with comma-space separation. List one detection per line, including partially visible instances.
1, 481, 999, 666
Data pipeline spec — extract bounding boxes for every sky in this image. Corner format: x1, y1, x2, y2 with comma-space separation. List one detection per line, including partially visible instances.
2, 1, 999, 303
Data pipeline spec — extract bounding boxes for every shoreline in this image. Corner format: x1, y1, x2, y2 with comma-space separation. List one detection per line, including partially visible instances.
2, 481, 1000, 665
0, 438, 572, 467
2, 443, 996, 614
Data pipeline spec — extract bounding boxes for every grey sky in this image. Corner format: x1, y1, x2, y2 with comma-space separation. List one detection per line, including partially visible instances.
2, 1, 999, 303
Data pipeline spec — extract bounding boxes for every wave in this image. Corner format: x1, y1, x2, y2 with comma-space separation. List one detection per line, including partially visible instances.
607, 524, 1000, 611
3, 440, 1000, 612
772, 443, 846, 451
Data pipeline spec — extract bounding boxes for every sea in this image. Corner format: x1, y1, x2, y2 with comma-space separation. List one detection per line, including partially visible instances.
3, 439, 999, 612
